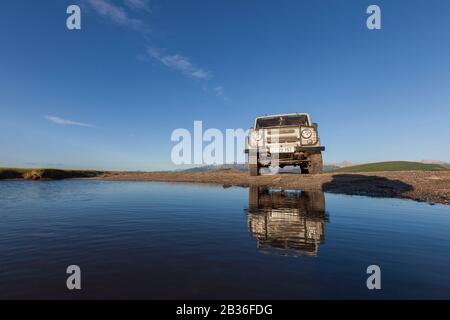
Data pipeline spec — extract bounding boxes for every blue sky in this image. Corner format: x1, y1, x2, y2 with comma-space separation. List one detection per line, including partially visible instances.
1, 0, 449, 170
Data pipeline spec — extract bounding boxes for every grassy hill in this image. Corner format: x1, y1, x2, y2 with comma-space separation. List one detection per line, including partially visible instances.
331, 161, 448, 173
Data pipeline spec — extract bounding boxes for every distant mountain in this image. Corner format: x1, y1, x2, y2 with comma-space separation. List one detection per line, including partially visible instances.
323, 164, 340, 172
420, 160, 450, 165
326, 161, 366, 168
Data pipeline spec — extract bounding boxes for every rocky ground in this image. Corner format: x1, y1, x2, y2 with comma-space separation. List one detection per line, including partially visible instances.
94, 169, 450, 205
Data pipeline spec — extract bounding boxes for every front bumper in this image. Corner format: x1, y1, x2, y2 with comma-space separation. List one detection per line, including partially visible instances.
244, 146, 325, 153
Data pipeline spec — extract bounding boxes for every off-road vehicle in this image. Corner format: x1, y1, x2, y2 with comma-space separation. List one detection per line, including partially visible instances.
245, 113, 325, 176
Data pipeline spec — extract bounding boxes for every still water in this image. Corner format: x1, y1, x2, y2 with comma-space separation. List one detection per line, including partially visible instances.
0, 180, 449, 299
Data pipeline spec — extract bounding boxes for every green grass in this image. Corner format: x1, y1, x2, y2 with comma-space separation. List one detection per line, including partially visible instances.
0, 168, 104, 180
0, 168, 33, 173
0, 168, 31, 179
331, 161, 448, 173
0, 168, 102, 173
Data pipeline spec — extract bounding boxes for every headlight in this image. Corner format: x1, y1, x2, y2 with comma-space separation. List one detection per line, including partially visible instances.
251, 130, 262, 141
301, 128, 313, 139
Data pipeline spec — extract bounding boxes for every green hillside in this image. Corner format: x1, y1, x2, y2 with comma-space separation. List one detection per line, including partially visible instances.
332, 161, 448, 173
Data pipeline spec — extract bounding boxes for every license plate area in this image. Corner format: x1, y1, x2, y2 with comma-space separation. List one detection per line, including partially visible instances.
269, 146, 295, 153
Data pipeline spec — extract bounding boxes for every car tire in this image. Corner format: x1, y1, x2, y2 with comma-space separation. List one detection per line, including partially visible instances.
249, 164, 260, 176
308, 152, 323, 174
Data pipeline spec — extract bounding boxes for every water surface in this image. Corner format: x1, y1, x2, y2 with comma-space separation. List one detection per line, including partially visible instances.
0, 180, 449, 299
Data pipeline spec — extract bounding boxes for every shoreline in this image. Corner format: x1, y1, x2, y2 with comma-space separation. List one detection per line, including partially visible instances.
1, 168, 449, 205
94, 169, 449, 205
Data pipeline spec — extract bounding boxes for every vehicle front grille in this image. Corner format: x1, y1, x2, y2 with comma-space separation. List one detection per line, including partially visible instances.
266, 136, 299, 143
267, 128, 297, 135
263, 127, 300, 145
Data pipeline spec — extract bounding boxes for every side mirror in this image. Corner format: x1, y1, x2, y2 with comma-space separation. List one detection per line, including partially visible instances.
312, 122, 318, 130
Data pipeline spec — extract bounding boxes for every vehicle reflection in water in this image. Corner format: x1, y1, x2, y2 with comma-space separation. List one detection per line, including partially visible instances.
247, 187, 329, 257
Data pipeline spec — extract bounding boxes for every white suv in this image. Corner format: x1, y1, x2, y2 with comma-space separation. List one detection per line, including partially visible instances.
245, 113, 325, 176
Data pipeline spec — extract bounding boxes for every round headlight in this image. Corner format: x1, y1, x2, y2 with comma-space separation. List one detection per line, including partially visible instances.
251, 131, 262, 141
301, 129, 313, 139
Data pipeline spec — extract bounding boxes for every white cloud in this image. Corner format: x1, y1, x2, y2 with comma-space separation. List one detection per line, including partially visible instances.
214, 86, 224, 96
45, 116, 95, 128
124, 0, 151, 12
147, 47, 211, 80
214, 86, 229, 100
86, 0, 143, 29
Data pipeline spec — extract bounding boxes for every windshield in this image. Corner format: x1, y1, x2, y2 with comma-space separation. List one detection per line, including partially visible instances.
256, 115, 308, 128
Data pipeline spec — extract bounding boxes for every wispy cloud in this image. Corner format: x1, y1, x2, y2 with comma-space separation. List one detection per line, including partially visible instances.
214, 86, 224, 96
85, 1, 223, 96
124, 0, 151, 12
214, 86, 229, 100
147, 47, 210, 80
45, 116, 96, 128
85, 0, 143, 29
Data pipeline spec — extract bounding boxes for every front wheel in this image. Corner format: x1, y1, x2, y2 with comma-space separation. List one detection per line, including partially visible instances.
248, 164, 260, 176
308, 152, 323, 174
